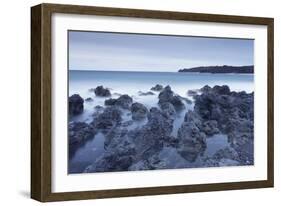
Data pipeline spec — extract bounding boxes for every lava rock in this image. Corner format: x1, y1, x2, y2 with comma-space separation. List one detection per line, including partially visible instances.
159, 102, 176, 118
201, 120, 220, 136
69, 94, 84, 116
131, 102, 148, 120
138, 91, 155, 96
184, 110, 202, 128
213, 85, 231, 95
204, 147, 240, 167
68, 122, 96, 157
104, 95, 133, 109
177, 121, 206, 162
85, 127, 136, 172
128, 107, 174, 160
187, 89, 199, 97
200, 85, 212, 93
85, 144, 135, 172
93, 86, 111, 97
69, 122, 96, 145
85, 97, 93, 102
158, 86, 185, 110
91, 106, 122, 133
194, 85, 254, 165
151, 84, 164, 91
121, 120, 134, 127
104, 98, 117, 106
115, 95, 133, 109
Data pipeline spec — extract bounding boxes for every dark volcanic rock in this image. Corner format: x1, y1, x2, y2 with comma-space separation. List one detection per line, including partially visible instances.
159, 102, 176, 118
158, 86, 185, 110
158, 86, 173, 103
85, 97, 93, 102
177, 121, 206, 162
201, 120, 220, 136
131, 102, 148, 120
128, 107, 174, 160
138, 91, 155, 96
226, 118, 254, 165
213, 147, 239, 161
85, 127, 136, 172
69, 122, 96, 145
184, 110, 202, 129
116, 95, 133, 109
151, 84, 164, 91
92, 106, 104, 118
187, 89, 199, 97
69, 94, 84, 116
171, 95, 186, 109
104, 127, 129, 148
104, 95, 133, 109
204, 147, 240, 167
95, 105, 104, 110
85, 147, 135, 172
200, 85, 212, 93
213, 85, 231, 95
93, 86, 111, 97
121, 120, 134, 127
194, 85, 254, 165
91, 106, 122, 134
104, 98, 117, 106
184, 110, 219, 137
194, 85, 253, 131
68, 122, 96, 157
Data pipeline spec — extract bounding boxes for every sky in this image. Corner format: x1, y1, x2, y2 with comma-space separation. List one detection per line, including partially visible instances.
68, 31, 254, 72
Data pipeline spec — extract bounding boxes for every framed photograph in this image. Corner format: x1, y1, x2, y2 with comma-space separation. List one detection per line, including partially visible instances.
31, 3, 274, 202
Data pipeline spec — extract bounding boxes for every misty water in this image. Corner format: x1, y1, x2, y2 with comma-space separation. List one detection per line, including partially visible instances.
68, 70, 254, 173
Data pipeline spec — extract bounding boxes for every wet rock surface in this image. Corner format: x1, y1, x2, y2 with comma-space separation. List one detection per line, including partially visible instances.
159, 102, 176, 118
85, 127, 136, 172
104, 95, 133, 109
93, 86, 111, 97
194, 85, 254, 165
131, 102, 148, 120
69, 94, 84, 116
138, 91, 155, 96
151, 84, 163, 91
204, 147, 240, 167
85, 97, 93, 102
68, 122, 96, 157
158, 86, 185, 110
187, 89, 199, 97
177, 118, 206, 162
91, 106, 122, 134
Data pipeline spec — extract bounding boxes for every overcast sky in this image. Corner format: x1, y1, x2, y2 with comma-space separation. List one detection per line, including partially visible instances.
68, 31, 254, 72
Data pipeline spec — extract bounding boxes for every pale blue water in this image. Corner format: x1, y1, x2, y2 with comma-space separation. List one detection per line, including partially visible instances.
68, 70, 253, 173
69, 70, 254, 97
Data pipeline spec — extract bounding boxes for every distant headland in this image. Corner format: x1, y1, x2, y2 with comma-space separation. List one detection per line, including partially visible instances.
178, 65, 254, 74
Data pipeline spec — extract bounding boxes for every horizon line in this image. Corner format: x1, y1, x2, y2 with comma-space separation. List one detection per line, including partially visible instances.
69, 64, 254, 73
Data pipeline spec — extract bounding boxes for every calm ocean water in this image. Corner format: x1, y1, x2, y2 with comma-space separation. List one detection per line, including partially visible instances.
69, 70, 254, 97
68, 70, 254, 173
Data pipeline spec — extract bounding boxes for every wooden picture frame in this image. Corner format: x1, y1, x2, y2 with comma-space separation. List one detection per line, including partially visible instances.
31, 3, 274, 202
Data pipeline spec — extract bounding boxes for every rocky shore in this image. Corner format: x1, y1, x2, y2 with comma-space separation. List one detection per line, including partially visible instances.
68, 84, 254, 173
